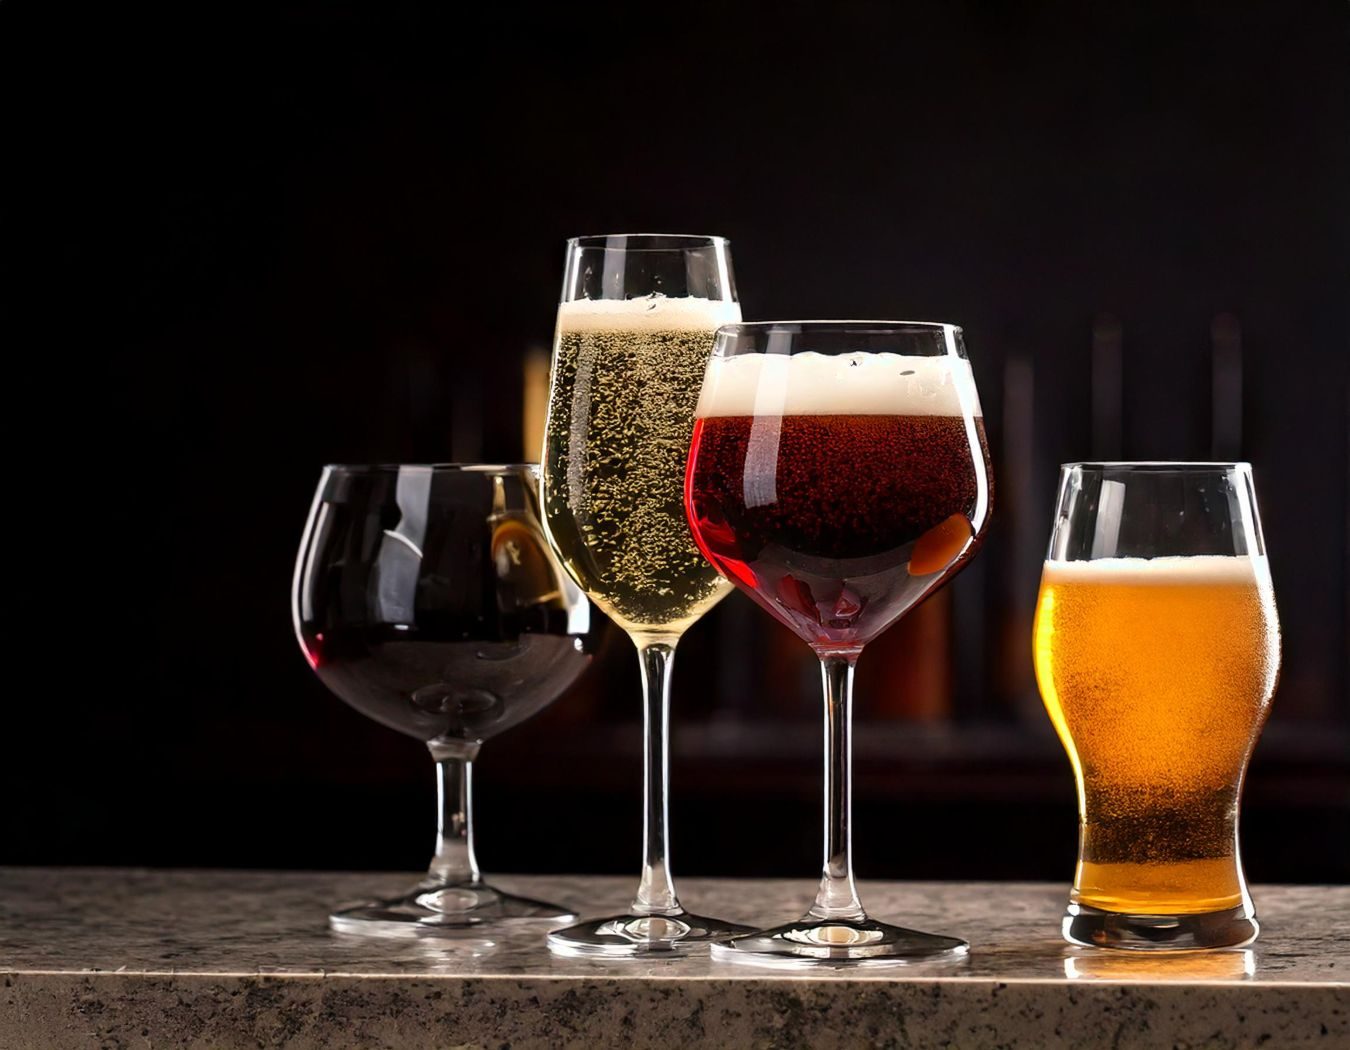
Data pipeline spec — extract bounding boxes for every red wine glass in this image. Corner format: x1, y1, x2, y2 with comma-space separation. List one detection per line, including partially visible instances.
293, 464, 594, 936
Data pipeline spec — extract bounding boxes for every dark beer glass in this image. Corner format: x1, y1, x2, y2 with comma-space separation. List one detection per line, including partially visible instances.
293, 464, 594, 936
685, 322, 992, 965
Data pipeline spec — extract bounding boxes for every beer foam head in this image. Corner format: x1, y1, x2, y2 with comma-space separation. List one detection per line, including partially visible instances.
557, 295, 742, 333
1042, 555, 1270, 586
695, 351, 981, 418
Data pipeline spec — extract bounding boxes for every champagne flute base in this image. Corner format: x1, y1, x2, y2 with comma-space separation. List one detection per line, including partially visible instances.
548, 912, 754, 958
329, 880, 576, 938
710, 917, 969, 968
1062, 901, 1259, 951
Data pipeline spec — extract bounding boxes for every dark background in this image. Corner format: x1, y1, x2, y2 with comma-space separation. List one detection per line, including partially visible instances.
5, 1, 1347, 885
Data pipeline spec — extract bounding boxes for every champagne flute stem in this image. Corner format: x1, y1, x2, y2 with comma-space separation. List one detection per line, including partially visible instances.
632, 639, 682, 916
809, 653, 866, 922
427, 738, 482, 885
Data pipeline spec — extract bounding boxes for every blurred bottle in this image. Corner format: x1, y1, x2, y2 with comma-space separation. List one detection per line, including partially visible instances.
522, 345, 550, 462
857, 590, 953, 723
519, 343, 604, 729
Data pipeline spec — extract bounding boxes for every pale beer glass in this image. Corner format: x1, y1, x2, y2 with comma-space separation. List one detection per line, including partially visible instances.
1033, 463, 1280, 950
540, 234, 750, 956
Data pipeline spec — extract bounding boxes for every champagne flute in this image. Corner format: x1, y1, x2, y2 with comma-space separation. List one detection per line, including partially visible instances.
293, 464, 593, 935
685, 321, 993, 965
540, 234, 752, 956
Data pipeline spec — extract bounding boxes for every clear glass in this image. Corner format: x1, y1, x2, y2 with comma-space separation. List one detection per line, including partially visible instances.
1033, 462, 1280, 950
292, 464, 594, 936
540, 233, 750, 956
685, 321, 993, 965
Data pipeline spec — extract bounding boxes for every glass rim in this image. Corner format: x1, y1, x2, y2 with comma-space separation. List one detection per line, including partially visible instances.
1063, 461, 1252, 473
566, 233, 729, 252
321, 463, 539, 475
716, 319, 962, 336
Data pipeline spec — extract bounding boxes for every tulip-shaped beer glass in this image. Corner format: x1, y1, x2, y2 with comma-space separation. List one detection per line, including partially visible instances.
685, 321, 993, 964
1033, 463, 1280, 950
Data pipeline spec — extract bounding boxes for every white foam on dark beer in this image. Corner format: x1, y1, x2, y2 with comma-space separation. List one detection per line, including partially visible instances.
695, 351, 981, 418
557, 295, 742, 333
1042, 555, 1271, 586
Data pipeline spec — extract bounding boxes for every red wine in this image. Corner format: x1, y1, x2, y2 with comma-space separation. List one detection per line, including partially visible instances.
301, 625, 591, 742
686, 412, 990, 651
294, 467, 594, 743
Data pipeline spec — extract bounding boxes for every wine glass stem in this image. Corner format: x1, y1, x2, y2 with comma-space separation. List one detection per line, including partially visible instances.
809, 653, 866, 923
632, 640, 682, 916
427, 738, 482, 886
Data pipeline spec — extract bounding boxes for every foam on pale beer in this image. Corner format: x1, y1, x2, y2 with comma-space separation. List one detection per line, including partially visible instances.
556, 295, 742, 333
696, 351, 980, 418
1041, 554, 1271, 586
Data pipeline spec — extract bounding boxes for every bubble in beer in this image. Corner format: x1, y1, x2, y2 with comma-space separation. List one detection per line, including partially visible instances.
686, 350, 991, 650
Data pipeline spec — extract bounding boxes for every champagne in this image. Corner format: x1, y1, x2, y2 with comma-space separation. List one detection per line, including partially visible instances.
542, 296, 740, 637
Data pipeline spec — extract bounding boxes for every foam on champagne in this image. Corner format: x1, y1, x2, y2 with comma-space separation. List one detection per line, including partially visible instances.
1042, 555, 1270, 587
695, 351, 981, 418
556, 294, 742, 333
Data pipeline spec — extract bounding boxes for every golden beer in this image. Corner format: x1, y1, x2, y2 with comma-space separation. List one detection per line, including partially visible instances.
1033, 555, 1279, 915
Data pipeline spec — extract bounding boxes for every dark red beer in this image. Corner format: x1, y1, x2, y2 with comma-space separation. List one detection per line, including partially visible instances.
686, 412, 991, 652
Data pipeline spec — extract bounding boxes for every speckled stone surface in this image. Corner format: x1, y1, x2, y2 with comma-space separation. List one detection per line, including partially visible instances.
1, 869, 1345, 1048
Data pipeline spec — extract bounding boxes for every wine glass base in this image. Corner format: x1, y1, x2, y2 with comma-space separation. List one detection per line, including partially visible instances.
547, 912, 755, 958
1063, 901, 1259, 951
710, 917, 969, 968
329, 879, 576, 938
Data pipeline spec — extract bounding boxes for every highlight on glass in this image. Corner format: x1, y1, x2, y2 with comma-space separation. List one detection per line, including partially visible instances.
292, 464, 594, 936
539, 234, 752, 956
685, 320, 993, 964
1033, 462, 1280, 950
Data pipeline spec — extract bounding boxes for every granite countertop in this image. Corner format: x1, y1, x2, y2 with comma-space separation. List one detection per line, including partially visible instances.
1, 869, 1345, 1048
